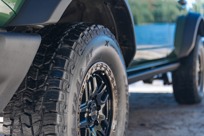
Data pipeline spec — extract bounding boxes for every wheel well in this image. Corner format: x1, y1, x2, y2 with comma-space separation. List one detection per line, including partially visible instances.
58, 0, 136, 66
198, 19, 204, 36
175, 12, 204, 58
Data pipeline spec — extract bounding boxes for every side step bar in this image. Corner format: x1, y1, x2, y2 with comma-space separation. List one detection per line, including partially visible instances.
128, 63, 180, 84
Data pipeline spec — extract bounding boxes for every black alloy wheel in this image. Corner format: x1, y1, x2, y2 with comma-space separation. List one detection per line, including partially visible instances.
196, 51, 204, 96
79, 62, 114, 136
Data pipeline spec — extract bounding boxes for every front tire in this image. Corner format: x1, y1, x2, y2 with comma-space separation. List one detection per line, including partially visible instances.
172, 36, 204, 104
3, 23, 129, 136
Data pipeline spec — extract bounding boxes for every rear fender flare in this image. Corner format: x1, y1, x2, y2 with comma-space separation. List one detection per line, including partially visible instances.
175, 12, 204, 58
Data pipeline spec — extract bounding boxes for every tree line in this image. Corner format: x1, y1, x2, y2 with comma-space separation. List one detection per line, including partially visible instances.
128, 0, 204, 25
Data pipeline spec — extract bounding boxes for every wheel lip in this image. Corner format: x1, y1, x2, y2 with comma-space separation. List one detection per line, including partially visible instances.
197, 48, 204, 97
78, 62, 117, 136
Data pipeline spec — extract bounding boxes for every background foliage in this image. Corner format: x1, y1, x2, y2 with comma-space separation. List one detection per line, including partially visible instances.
128, 0, 204, 25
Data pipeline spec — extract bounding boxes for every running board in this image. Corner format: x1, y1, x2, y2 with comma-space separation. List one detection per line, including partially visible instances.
128, 63, 180, 84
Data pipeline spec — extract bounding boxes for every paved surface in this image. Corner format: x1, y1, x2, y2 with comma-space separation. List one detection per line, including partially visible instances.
128, 81, 204, 136
1, 81, 204, 136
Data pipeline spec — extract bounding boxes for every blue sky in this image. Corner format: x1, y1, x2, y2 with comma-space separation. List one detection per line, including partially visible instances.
187, 0, 195, 8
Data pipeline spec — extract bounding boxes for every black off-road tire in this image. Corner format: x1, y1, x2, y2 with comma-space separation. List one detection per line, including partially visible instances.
3, 23, 129, 136
172, 36, 204, 104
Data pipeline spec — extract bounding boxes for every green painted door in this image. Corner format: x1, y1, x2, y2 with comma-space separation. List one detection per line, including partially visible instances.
0, 0, 24, 27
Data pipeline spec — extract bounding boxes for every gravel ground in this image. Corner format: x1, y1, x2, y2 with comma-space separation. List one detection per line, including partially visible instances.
1, 81, 204, 136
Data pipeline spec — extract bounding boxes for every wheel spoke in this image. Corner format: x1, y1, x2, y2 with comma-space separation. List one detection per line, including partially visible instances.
90, 127, 97, 136
92, 76, 98, 94
80, 119, 89, 128
80, 103, 88, 113
97, 129, 106, 136
92, 81, 105, 98
88, 78, 93, 98
106, 100, 110, 119
85, 128, 88, 136
101, 119, 109, 130
85, 84, 89, 101
87, 128, 92, 136
79, 63, 114, 136
96, 86, 109, 106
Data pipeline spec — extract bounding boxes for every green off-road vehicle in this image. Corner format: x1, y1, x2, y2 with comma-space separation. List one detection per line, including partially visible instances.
0, 0, 204, 135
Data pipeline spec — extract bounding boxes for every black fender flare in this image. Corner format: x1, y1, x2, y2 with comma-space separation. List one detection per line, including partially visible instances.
175, 12, 204, 58
8, 0, 71, 26
9, 0, 136, 66
109, 0, 136, 66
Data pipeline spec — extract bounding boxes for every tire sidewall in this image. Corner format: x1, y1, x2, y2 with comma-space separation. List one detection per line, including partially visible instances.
66, 32, 128, 136
173, 35, 204, 104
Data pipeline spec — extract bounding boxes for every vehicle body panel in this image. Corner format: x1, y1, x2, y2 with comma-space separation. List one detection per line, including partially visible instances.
128, 0, 175, 68
8, 0, 71, 26
0, 0, 15, 26
3, 0, 24, 13
174, 12, 204, 58
0, 32, 41, 112
127, 0, 204, 71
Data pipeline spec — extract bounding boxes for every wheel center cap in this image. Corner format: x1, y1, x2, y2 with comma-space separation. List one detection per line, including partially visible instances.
88, 102, 98, 122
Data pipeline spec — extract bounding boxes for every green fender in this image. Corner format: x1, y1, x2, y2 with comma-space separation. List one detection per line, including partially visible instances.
0, 0, 24, 27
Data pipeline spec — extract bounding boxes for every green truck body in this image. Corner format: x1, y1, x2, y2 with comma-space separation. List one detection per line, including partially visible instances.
0, 0, 23, 26
0, 0, 204, 135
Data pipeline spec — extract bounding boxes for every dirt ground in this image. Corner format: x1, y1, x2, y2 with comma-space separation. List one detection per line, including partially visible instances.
1, 81, 204, 136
